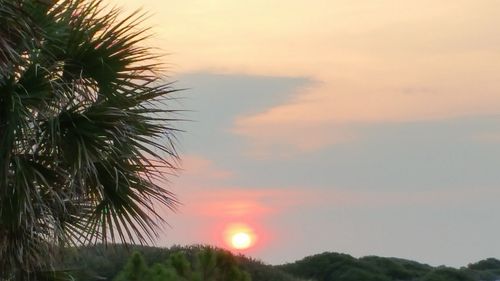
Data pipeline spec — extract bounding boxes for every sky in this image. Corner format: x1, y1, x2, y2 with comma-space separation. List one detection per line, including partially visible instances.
114, 0, 500, 267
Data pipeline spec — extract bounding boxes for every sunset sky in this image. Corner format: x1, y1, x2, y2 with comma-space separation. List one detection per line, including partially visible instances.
115, 1, 500, 267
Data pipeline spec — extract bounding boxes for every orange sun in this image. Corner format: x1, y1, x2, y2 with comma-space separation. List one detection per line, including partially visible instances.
224, 223, 256, 250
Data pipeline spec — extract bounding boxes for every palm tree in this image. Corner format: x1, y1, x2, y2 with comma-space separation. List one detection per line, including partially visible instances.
0, 0, 180, 279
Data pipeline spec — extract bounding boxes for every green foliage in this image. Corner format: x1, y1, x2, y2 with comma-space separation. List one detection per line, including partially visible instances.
167, 251, 193, 280
109, 246, 251, 281
466, 258, 500, 281
421, 267, 474, 281
114, 252, 149, 281
278, 252, 387, 281
0, 0, 179, 278
64, 245, 500, 281
238, 256, 306, 281
149, 263, 178, 281
360, 256, 431, 280
468, 258, 500, 271
163, 248, 251, 281
279, 252, 485, 281
195, 248, 217, 279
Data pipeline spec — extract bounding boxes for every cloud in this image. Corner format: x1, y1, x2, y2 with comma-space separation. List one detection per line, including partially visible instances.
230, 53, 500, 154
170, 155, 312, 216
173, 156, 500, 220
179, 155, 234, 182
233, 118, 356, 158
115, 0, 500, 155
186, 187, 311, 218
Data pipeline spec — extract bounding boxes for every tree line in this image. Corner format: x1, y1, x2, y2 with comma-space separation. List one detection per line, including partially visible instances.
62, 245, 500, 281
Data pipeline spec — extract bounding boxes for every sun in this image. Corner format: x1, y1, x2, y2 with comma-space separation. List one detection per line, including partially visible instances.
231, 232, 252, 249
224, 223, 256, 250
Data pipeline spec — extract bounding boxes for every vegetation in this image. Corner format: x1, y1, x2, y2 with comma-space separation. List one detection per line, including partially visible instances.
113, 248, 251, 281
0, 0, 178, 279
61, 245, 500, 281
63, 245, 305, 281
278, 253, 500, 281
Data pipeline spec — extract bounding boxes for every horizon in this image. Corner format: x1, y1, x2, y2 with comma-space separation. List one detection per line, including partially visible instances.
78, 242, 497, 269
114, 0, 500, 268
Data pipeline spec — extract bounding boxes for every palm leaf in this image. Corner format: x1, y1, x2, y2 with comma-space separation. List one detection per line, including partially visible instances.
0, 0, 181, 278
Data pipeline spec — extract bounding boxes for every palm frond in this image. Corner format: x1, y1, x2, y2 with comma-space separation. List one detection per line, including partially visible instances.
0, 0, 182, 278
